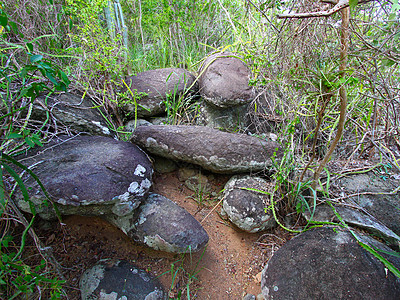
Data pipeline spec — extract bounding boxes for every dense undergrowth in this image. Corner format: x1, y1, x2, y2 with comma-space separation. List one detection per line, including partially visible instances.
1, 0, 400, 298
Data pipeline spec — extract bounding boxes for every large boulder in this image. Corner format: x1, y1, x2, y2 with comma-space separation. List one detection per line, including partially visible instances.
221, 175, 276, 233
261, 226, 400, 299
31, 92, 111, 136
15, 135, 153, 220
121, 68, 197, 118
130, 125, 282, 174
198, 52, 255, 108
127, 193, 209, 253
80, 259, 165, 300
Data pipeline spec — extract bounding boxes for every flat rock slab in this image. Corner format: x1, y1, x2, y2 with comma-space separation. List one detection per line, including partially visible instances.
338, 172, 400, 236
16, 136, 153, 220
122, 68, 197, 118
261, 226, 400, 300
303, 204, 400, 246
222, 175, 275, 233
80, 259, 165, 300
131, 193, 209, 253
32, 92, 111, 136
199, 52, 255, 108
131, 125, 282, 174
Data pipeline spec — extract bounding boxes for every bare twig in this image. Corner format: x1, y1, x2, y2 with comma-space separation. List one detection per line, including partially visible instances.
278, 0, 373, 19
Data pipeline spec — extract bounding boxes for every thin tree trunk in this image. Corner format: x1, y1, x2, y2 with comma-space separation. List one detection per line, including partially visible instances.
138, 0, 145, 48
312, 6, 349, 190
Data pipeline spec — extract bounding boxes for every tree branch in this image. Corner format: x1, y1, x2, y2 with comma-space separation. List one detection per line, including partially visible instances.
277, 0, 372, 19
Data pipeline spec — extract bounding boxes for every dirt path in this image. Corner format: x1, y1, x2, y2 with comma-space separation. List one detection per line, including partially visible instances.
34, 170, 293, 299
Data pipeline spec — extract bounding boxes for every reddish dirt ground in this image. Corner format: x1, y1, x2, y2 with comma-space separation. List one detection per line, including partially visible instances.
28, 170, 294, 299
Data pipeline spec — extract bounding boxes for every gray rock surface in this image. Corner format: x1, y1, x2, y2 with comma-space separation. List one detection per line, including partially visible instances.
338, 172, 400, 236
261, 226, 400, 300
130, 193, 209, 253
121, 68, 197, 118
152, 156, 178, 174
16, 135, 153, 220
222, 176, 275, 233
32, 92, 111, 136
80, 259, 165, 300
196, 100, 248, 131
303, 204, 400, 246
199, 52, 255, 108
130, 125, 282, 174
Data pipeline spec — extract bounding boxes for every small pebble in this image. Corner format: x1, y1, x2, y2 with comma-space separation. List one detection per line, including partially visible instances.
243, 294, 256, 300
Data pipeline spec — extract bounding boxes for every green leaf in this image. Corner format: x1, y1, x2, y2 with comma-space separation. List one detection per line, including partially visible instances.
7, 132, 23, 139
391, 0, 400, 12
26, 43, 33, 53
349, 0, 358, 9
1, 153, 52, 210
45, 71, 58, 86
30, 55, 43, 63
60, 71, 70, 85
38, 61, 53, 71
1, 163, 32, 210
0, 14, 8, 27
8, 21, 21, 37
359, 242, 400, 278
24, 137, 35, 148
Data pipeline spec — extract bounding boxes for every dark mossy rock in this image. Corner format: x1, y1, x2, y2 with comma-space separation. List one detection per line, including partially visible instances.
121, 68, 197, 118
261, 227, 400, 300
15, 135, 153, 220
80, 259, 165, 299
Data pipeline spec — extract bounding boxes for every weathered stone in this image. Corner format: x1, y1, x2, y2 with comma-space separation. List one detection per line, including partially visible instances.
130, 193, 209, 253
152, 156, 178, 174
261, 226, 400, 300
338, 172, 400, 236
124, 118, 153, 132
199, 52, 255, 108
121, 68, 197, 118
221, 176, 275, 233
196, 100, 249, 131
303, 204, 400, 246
177, 167, 199, 182
130, 125, 282, 174
31, 92, 111, 136
243, 294, 256, 300
185, 174, 211, 193
80, 259, 165, 300
16, 135, 153, 220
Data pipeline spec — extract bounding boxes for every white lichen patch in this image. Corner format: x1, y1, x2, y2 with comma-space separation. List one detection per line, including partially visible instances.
144, 234, 179, 253
134, 164, 147, 177
91, 121, 111, 135
136, 202, 159, 225
58, 198, 67, 205
98, 290, 119, 300
128, 179, 152, 197
79, 264, 106, 299
145, 289, 164, 300
333, 230, 353, 245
